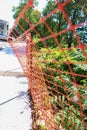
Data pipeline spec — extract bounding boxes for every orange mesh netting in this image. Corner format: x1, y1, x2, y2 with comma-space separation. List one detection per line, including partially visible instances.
8, 0, 87, 129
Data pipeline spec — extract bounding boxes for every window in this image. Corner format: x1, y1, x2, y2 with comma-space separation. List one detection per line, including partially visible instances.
0, 23, 4, 29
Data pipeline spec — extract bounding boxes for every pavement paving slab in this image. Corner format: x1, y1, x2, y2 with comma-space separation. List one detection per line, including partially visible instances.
0, 42, 32, 130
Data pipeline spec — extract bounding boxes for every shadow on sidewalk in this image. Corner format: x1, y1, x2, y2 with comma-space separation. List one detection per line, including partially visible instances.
0, 91, 27, 106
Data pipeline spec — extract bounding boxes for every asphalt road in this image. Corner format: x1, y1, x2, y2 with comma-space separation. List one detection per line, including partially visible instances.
0, 41, 32, 130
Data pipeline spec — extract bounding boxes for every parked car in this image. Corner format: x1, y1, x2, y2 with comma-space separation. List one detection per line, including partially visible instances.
0, 33, 7, 41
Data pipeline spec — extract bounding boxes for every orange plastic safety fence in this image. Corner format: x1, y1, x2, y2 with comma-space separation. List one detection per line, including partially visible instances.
8, 0, 87, 129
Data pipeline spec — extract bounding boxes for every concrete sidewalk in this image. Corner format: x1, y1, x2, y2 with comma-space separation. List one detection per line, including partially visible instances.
0, 43, 32, 130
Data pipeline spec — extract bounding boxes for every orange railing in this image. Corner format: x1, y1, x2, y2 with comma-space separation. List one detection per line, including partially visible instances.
8, 0, 87, 129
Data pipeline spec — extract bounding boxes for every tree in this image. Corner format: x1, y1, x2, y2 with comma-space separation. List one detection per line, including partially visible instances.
41, 0, 87, 48
11, 0, 39, 34
11, 0, 87, 48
